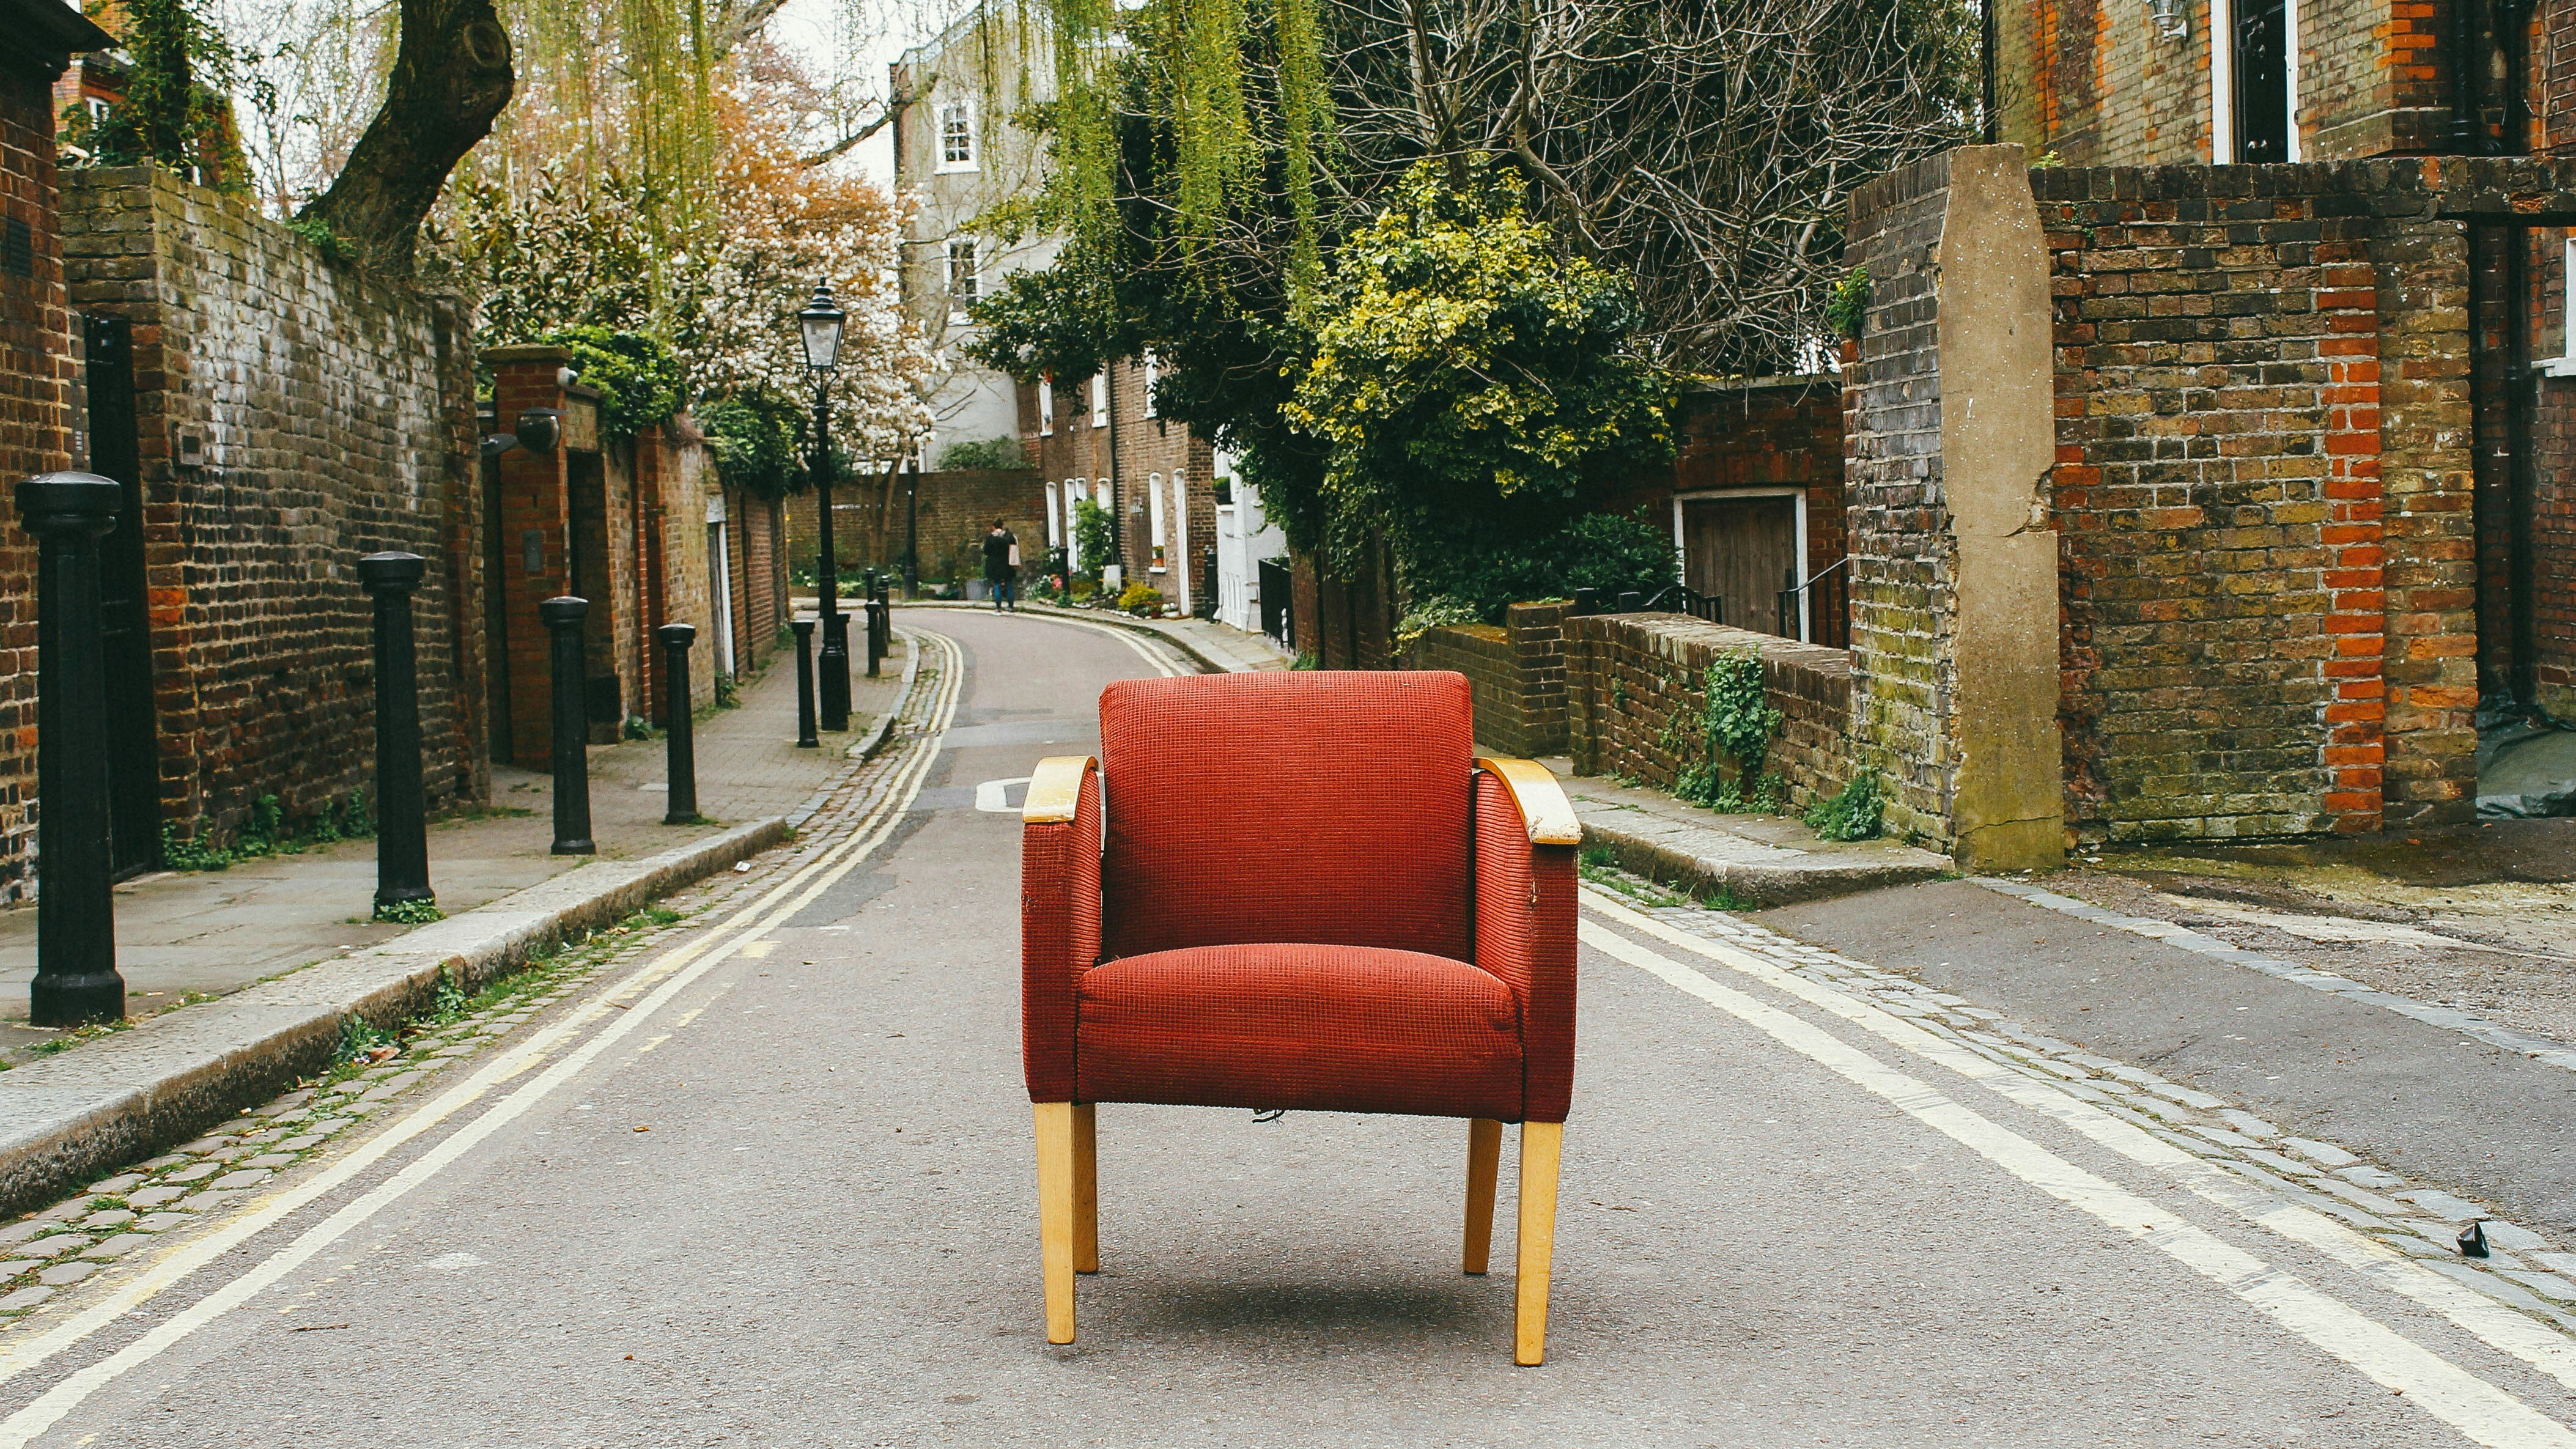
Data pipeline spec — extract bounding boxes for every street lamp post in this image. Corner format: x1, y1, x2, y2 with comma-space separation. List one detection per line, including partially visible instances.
799, 282, 852, 732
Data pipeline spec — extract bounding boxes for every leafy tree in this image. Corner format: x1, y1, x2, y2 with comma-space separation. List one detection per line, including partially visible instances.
75, 0, 260, 189
1407, 513, 1680, 624
698, 392, 806, 500
536, 327, 687, 436
1072, 497, 1114, 580
1283, 158, 1674, 579
297, 0, 516, 273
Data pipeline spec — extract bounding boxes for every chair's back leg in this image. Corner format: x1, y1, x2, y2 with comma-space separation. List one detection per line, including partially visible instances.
1515, 1120, 1564, 1366
1034, 1101, 1079, 1343
1463, 1118, 1503, 1274
1074, 1102, 1100, 1274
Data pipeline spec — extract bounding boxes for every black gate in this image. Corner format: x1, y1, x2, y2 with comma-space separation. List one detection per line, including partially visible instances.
82, 314, 160, 878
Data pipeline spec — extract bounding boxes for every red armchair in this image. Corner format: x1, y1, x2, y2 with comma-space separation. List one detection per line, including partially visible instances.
1020, 669, 1579, 1364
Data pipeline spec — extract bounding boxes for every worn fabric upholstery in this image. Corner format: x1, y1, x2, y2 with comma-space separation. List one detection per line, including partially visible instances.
1020, 759, 1101, 1103
1019, 671, 1577, 1125
1473, 771, 1578, 1123
1097, 671, 1474, 961
1076, 942, 1524, 1118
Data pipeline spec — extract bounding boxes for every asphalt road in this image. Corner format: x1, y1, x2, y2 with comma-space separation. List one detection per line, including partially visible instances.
1, 609, 2571, 1446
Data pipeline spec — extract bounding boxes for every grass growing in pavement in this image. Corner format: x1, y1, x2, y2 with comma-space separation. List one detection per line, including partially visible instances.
1578, 847, 1760, 913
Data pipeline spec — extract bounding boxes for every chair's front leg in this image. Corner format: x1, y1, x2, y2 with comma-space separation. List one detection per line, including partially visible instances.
1034, 1102, 1077, 1343
1515, 1120, 1564, 1366
1463, 1118, 1502, 1274
1074, 1102, 1099, 1274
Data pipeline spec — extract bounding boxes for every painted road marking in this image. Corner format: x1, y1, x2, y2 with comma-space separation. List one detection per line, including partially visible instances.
1580, 912, 2576, 1449
1582, 889, 2576, 1399
0, 634, 965, 1447
974, 777, 1032, 813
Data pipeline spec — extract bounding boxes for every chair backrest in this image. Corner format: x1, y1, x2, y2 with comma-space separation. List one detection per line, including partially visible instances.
1098, 670, 1474, 961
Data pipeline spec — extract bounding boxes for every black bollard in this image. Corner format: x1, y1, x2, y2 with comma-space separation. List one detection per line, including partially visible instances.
18, 473, 125, 1027
658, 624, 698, 824
819, 608, 851, 733
358, 551, 433, 916
541, 596, 595, 855
864, 570, 882, 679
873, 574, 891, 662
791, 617, 819, 749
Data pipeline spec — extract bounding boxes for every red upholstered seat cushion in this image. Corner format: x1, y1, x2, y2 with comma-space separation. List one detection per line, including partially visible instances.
1098, 671, 1474, 961
1076, 943, 1524, 1120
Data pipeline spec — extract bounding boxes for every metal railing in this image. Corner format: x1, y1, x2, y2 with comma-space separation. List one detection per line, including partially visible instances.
1776, 556, 1850, 649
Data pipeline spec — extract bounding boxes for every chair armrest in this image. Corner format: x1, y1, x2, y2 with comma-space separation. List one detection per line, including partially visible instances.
1022, 756, 1102, 1102
1473, 759, 1577, 1123
1474, 755, 1582, 844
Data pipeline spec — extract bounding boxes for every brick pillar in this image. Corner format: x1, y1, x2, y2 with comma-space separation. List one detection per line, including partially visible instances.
1504, 602, 1569, 756
486, 345, 572, 769
1843, 146, 2064, 871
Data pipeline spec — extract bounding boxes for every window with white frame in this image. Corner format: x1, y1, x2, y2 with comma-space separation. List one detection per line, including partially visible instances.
1045, 481, 1063, 545
1038, 375, 1054, 436
1090, 372, 1109, 427
1148, 470, 1168, 566
1143, 349, 1159, 418
2211, 0, 2298, 163
947, 238, 979, 322
937, 102, 976, 171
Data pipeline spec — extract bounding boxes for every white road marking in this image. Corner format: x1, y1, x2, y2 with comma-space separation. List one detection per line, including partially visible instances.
0, 633, 966, 1447
1583, 890, 2576, 1398
974, 777, 1032, 813
1579, 914, 2576, 1449
915, 605, 1187, 677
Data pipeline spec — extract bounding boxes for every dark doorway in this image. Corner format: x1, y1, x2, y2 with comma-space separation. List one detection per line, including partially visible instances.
81, 314, 160, 879
1683, 495, 1799, 638
479, 441, 515, 765
566, 454, 620, 742
2235, 0, 2290, 163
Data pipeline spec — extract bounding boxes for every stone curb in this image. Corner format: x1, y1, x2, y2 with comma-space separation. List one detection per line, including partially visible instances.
893, 599, 1249, 674
0, 817, 788, 1218
1578, 810, 1948, 908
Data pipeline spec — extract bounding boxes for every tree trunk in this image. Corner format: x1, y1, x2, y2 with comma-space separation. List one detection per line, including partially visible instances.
298, 0, 515, 275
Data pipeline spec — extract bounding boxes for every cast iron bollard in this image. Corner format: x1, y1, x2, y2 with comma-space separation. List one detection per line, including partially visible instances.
873, 574, 892, 662
863, 569, 882, 678
658, 624, 698, 824
18, 473, 126, 1027
791, 617, 820, 749
542, 596, 596, 855
819, 602, 851, 735
358, 551, 433, 916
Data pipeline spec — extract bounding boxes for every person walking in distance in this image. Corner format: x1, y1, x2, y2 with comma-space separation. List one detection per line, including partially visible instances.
983, 518, 1020, 612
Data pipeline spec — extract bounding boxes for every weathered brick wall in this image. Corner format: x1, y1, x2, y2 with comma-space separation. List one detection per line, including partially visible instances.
1401, 602, 1570, 758
1841, 153, 1958, 849
786, 468, 1048, 584
2034, 161, 2476, 838
1996, 0, 2445, 164
1110, 359, 1218, 609
1562, 612, 1853, 809
59, 166, 483, 845
0, 59, 74, 897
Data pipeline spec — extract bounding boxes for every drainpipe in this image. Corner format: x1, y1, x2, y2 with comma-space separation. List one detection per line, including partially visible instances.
2452, 0, 2482, 153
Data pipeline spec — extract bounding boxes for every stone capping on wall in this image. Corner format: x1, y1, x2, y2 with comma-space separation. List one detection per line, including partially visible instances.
1561, 611, 1854, 811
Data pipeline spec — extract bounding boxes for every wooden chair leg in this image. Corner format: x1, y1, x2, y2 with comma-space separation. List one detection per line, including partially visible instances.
1073, 1102, 1099, 1274
1515, 1119, 1563, 1366
1463, 1118, 1502, 1274
1033, 1102, 1077, 1344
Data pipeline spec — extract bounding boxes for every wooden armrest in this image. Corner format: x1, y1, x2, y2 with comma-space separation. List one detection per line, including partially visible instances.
1474, 756, 1581, 846
1023, 755, 1098, 824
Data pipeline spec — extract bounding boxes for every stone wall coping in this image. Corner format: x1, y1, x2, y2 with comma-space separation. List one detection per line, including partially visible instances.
484, 343, 575, 364
1563, 611, 1854, 674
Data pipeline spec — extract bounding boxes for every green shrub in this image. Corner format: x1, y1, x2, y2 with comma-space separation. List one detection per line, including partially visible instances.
536, 326, 686, 437
1395, 595, 1483, 643
1408, 512, 1678, 623
1826, 265, 1872, 341
699, 392, 805, 500
372, 898, 445, 925
1072, 498, 1114, 581
1804, 773, 1884, 841
1117, 582, 1166, 617
936, 435, 1024, 470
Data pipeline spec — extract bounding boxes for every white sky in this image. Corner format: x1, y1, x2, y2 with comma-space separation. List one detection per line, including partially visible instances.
772, 0, 937, 191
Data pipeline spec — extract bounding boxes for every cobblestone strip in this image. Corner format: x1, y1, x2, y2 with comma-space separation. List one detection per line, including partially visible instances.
0, 632, 965, 1327
1975, 877, 2576, 1074
1586, 877, 2576, 1341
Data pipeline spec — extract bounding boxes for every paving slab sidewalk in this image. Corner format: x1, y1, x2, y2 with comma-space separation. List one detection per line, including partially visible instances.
1548, 765, 1949, 905
0, 633, 923, 1215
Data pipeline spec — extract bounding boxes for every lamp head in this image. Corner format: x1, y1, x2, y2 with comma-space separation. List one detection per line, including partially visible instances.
798, 281, 847, 374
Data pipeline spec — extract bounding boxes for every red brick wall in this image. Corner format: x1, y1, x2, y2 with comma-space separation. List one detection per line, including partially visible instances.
0, 59, 74, 897
59, 167, 484, 841
2032, 161, 2476, 839
489, 348, 572, 767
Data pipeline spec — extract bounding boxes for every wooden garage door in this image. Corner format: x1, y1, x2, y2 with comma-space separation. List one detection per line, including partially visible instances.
1682, 495, 1798, 637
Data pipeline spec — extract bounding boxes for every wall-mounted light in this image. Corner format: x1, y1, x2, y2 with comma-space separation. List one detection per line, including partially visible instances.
2149, 0, 2187, 39
515, 408, 563, 455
